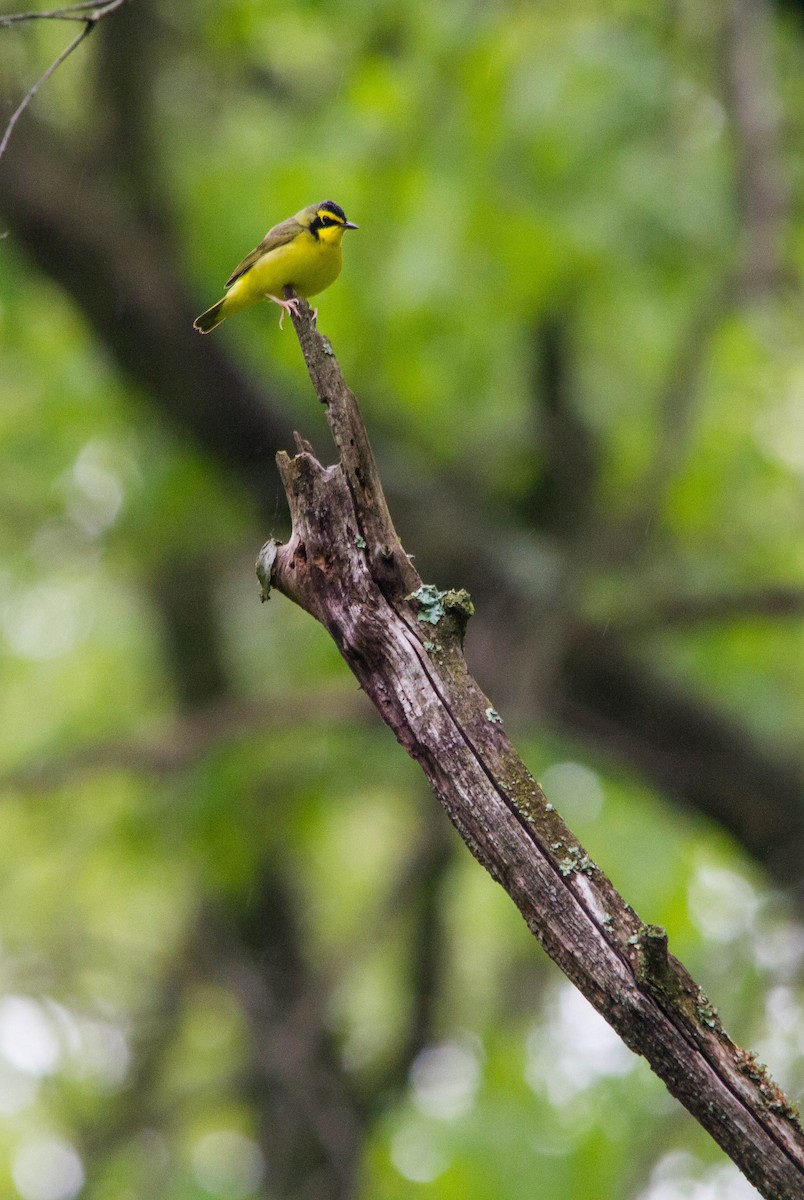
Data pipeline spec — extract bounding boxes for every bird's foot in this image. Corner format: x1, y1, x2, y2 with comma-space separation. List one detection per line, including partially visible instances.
310, 307, 318, 326
266, 294, 302, 329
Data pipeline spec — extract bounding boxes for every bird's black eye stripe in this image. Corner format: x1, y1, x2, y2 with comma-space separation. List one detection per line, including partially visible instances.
310, 214, 344, 239
309, 203, 348, 238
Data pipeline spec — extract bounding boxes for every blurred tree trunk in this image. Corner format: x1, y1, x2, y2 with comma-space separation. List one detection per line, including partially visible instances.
724, 0, 789, 297
152, 556, 367, 1200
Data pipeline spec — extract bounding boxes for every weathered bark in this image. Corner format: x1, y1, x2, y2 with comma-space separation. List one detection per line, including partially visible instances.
258, 297, 804, 1200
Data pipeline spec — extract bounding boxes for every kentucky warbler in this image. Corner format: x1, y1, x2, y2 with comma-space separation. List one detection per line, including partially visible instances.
193, 200, 358, 333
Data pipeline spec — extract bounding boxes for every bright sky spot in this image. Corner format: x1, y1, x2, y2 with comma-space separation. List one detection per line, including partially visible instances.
410, 1038, 482, 1120
0, 996, 61, 1076
525, 983, 634, 1104
755, 375, 804, 475
754, 986, 804, 1092
751, 918, 804, 975
12, 1137, 84, 1200
687, 862, 758, 942
390, 1118, 450, 1184
77, 1017, 130, 1087
191, 1130, 265, 1198
2, 584, 88, 660
636, 1150, 759, 1200
32, 1001, 129, 1089
67, 441, 126, 537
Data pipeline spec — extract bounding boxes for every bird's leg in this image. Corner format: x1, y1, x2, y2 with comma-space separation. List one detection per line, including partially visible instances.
265, 294, 302, 329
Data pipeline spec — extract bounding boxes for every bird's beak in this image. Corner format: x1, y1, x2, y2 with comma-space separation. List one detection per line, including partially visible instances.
344, 221, 359, 229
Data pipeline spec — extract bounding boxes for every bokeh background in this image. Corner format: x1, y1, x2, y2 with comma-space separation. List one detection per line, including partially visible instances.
1, 1, 804, 1198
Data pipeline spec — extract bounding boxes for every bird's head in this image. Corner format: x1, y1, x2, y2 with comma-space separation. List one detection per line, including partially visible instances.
301, 200, 359, 243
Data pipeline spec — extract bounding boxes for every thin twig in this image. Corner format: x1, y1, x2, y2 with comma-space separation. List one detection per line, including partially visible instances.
0, 0, 130, 161
0, 1, 124, 26
0, 22, 91, 159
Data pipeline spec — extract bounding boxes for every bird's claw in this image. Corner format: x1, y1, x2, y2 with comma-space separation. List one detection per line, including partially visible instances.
266, 294, 302, 329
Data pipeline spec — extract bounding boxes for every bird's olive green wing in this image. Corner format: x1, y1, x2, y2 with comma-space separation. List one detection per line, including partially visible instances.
224, 216, 304, 288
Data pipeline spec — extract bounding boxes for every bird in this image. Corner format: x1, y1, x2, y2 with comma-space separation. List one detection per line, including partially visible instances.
193, 199, 358, 333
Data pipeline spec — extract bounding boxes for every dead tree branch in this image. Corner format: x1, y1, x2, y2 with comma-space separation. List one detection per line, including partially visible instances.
257, 296, 804, 1200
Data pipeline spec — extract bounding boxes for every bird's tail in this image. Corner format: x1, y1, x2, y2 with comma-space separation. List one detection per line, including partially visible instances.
193, 299, 225, 334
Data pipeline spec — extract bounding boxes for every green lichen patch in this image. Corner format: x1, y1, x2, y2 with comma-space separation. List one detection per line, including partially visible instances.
407, 584, 475, 632
408, 583, 448, 624
695, 989, 722, 1032
734, 1049, 802, 1124
556, 843, 597, 878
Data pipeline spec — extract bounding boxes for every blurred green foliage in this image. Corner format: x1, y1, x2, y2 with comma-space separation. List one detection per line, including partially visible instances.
0, 1, 803, 1198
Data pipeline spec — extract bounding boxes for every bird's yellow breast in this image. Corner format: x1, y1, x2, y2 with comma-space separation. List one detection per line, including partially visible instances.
227, 227, 345, 314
